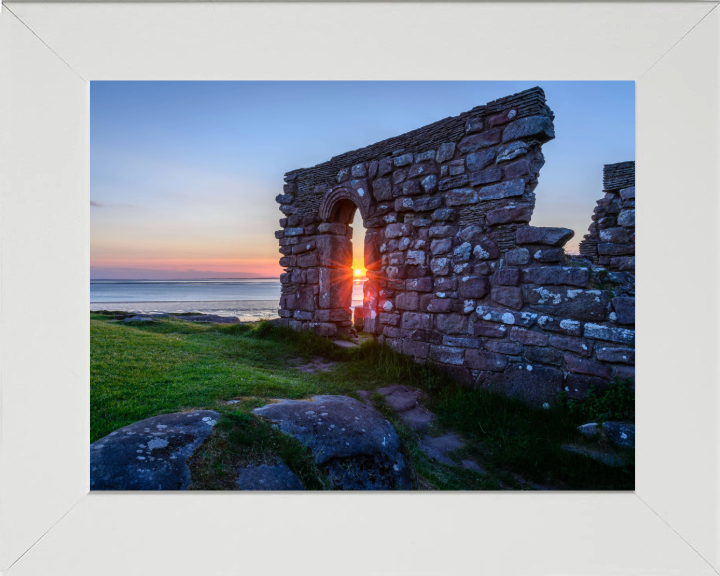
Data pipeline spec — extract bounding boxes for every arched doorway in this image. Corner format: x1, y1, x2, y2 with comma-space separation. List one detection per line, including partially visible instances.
317, 186, 376, 337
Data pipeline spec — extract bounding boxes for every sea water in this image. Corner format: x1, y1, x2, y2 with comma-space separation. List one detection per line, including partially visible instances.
90, 278, 366, 320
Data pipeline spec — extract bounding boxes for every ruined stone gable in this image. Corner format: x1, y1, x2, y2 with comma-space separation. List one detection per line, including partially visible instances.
274, 87, 635, 406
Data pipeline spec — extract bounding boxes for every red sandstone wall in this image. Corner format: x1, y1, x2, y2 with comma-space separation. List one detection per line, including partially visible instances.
274, 87, 635, 406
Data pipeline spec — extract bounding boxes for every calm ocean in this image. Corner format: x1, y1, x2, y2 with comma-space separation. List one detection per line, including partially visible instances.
90, 279, 365, 320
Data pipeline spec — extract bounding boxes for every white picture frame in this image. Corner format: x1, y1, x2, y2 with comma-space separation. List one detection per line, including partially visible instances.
1, 2, 718, 574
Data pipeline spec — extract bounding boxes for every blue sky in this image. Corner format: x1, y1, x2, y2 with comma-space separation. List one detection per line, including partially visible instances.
91, 81, 634, 279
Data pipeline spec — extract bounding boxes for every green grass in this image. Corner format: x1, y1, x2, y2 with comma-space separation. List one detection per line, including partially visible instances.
91, 313, 634, 490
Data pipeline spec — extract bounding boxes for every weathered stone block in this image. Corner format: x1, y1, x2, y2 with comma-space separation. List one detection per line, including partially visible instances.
289, 274, 308, 295
485, 340, 523, 355
385, 223, 412, 238
466, 350, 508, 371
279, 256, 297, 267
365, 231, 383, 270
402, 180, 422, 196
598, 243, 634, 256
458, 129, 502, 153
491, 287, 523, 310
617, 209, 635, 227
610, 256, 635, 271
583, 323, 635, 344
596, 347, 634, 364
439, 175, 469, 191
379, 157, 393, 176
503, 159, 530, 179
445, 188, 477, 206
396, 292, 419, 311
522, 267, 589, 287
405, 250, 426, 266
435, 314, 468, 335
510, 327, 548, 346
421, 175, 438, 193
526, 347, 563, 366
426, 298, 454, 313
297, 252, 319, 268
429, 225, 458, 238
315, 308, 352, 322
316, 235, 352, 268
393, 153, 414, 167
434, 276, 457, 291
408, 162, 438, 180
351, 163, 367, 178
401, 312, 432, 331
293, 310, 314, 321
373, 178, 392, 201
442, 336, 482, 349
537, 316, 582, 336
319, 267, 352, 309
496, 141, 529, 163
466, 149, 495, 172
532, 248, 564, 263
481, 364, 563, 407
473, 240, 501, 260
379, 312, 400, 326
459, 276, 490, 299
473, 321, 508, 338
276, 193, 294, 204
524, 287, 610, 321
317, 223, 346, 235
599, 227, 630, 244
475, 305, 538, 327
564, 353, 613, 379
494, 268, 520, 286
611, 297, 635, 325
505, 248, 531, 266
436, 142, 456, 163
430, 238, 452, 256
502, 115, 555, 143
413, 196, 443, 212
406, 277, 432, 292
430, 345, 465, 366
548, 335, 593, 357
469, 168, 503, 186
516, 226, 574, 247
486, 204, 533, 225
565, 374, 609, 400
457, 224, 484, 243
403, 339, 430, 359
488, 108, 517, 128
476, 179, 525, 202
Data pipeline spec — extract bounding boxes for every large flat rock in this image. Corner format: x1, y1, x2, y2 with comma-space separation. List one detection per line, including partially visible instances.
253, 395, 412, 490
90, 410, 219, 490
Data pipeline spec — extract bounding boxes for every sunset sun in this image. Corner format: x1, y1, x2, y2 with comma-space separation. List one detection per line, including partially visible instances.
354, 269, 362, 276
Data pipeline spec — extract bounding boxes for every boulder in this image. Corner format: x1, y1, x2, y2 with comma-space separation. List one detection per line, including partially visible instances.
516, 226, 574, 247
90, 410, 220, 490
602, 422, 635, 449
236, 462, 305, 491
253, 396, 413, 490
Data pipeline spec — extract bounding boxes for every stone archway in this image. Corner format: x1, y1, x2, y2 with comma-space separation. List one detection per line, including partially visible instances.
315, 185, 376, 337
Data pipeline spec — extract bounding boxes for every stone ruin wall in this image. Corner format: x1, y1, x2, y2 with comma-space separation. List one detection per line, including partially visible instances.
578, 161, 635, 272
274, 87, 635, 407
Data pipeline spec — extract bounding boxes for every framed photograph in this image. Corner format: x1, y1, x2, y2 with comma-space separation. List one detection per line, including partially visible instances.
1, 2, 718, 575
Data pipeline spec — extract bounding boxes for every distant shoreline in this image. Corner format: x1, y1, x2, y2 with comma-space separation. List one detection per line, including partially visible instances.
91, 278, 281, 281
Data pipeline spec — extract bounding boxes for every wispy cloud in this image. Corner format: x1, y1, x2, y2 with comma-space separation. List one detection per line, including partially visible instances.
90, 200, 104, 207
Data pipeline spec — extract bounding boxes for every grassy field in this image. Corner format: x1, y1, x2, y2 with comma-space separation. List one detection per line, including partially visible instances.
91, 312, 635, 490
